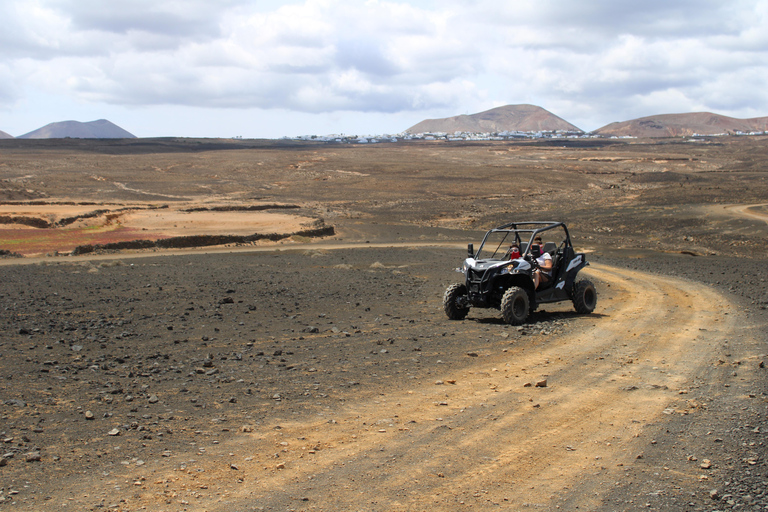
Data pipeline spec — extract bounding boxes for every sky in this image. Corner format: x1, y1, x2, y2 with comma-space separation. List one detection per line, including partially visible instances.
1, 0, 767, 138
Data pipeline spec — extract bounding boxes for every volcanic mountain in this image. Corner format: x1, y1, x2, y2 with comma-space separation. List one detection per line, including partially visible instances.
18, 119, 136, 139
0, 129, 13, 139
406, 104, 582, 134
594, 112, 768, 138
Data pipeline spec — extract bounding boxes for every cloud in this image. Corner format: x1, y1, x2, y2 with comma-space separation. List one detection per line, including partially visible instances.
1, 0, 767, 133
48, 0, 236, 38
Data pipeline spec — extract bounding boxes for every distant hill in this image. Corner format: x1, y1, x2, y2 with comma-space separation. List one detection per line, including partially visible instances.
594, 112, 768, 137
18, 119, 136, 139
406, 104, 582, 134
0, 129, 13, 139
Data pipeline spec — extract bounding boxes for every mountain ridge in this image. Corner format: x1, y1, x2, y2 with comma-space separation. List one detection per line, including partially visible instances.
594, 112, 768, 137
406, 104, 582, 134
18, 119, 136, 139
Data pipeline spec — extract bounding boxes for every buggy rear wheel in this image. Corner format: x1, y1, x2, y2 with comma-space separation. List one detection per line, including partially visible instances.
501, 286, 529, 325
572, 279, 597, 314
443, 283, 470, 320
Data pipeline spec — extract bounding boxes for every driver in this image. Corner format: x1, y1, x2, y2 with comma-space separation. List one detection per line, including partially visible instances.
532, 236, 553, 289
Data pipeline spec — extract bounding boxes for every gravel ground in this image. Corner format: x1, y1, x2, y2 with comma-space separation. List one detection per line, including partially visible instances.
1, 135, 767, 510
0, 245, 765, 511
590, 251, 768, 512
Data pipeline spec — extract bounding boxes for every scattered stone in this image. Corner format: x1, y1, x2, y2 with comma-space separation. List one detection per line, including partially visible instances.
25, 451, 41, 462
700, 459, 712, 469
710, 489, 720, 500
148, 395, 159, 404
535, 379, 548, 388
466, 352, 478, 357
107, 428, 120, 436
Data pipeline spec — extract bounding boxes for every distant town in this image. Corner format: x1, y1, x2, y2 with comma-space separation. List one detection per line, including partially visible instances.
287, 128, 768, 144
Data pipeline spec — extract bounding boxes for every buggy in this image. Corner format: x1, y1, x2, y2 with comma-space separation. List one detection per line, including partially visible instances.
443, 221, 596, 324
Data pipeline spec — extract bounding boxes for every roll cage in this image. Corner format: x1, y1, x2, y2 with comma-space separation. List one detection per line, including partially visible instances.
470, 221, 573, 261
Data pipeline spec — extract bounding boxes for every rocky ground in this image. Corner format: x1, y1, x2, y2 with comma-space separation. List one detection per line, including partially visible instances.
0, 136, 767, 511
0, 245, 766, 511
590, 251, 768, 511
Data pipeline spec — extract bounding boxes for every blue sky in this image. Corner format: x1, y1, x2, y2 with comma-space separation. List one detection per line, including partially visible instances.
1, 0, 767, 138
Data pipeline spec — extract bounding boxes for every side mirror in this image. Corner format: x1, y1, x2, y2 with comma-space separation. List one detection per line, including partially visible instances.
467, 243, 474, 257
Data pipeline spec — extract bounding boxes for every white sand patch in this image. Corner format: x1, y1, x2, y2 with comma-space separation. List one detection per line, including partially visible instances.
118, 210, 316, 236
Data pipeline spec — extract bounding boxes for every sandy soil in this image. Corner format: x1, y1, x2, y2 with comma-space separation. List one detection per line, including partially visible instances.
0, 201, 318, 256
0, 136, 767, 511
725, 203, 768, 225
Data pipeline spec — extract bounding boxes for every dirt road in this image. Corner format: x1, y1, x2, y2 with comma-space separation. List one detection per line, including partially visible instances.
726, 203, 768, 225
206, 265, 736, 511
15, 260, 743, 511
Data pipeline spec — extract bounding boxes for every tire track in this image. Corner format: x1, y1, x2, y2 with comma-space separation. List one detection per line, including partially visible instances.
94, 263, 739, 511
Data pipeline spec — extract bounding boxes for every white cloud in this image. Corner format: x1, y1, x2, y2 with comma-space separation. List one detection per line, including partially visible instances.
1, 0, 767, 136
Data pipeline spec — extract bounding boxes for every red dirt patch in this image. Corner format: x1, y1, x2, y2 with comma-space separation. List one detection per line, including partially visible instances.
0, 226, 166, 256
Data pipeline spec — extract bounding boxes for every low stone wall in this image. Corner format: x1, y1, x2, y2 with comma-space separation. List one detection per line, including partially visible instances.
0, 215, 51, 228
71, 225, 335, 255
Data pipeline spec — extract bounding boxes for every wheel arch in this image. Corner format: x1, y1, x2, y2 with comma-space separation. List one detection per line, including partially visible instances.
496, 274, 535, 302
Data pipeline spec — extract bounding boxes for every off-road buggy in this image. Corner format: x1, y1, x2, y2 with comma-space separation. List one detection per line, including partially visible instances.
443, 221, 596, 324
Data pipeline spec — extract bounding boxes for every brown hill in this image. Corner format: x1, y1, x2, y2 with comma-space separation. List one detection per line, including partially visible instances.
595, 112, 768, 137
0, 129, 13, 139
406, 104, 582, 134
19, 119, 136, 139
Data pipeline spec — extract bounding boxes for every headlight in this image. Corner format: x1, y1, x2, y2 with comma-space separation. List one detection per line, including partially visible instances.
499, 262, 517, 275
456, 260, 469, 274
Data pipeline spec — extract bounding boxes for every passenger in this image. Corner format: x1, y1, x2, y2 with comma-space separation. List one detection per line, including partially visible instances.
532, 236, 553, 289
507, 243, 521, 260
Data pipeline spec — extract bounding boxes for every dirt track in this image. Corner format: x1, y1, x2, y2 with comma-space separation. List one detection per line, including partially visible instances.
154, 264, 740, 511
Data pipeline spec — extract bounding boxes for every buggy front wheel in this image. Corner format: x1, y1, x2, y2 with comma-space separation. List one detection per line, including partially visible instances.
443, 283, 470, 320
501, 286, 529, 325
